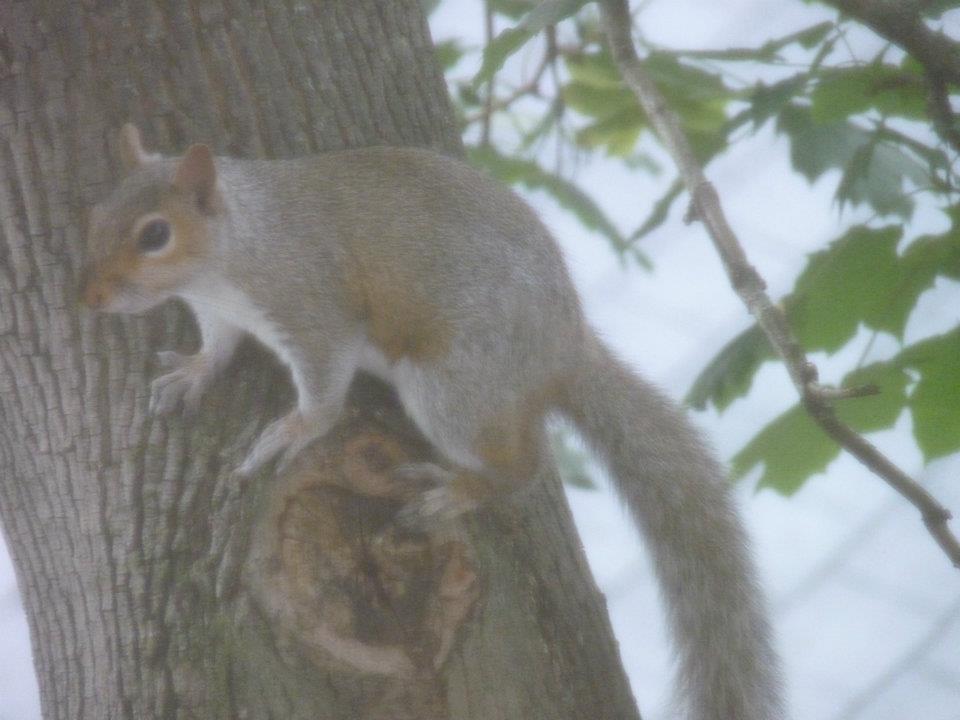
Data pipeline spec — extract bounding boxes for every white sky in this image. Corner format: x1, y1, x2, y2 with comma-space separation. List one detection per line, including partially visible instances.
2, 2, 959, 719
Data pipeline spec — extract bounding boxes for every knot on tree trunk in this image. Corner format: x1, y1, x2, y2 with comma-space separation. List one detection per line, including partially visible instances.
244, 390, 480, 719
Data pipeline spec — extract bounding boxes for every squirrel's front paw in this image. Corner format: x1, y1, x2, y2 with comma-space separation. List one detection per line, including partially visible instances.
149, 351, 217, 415
236, 409, 326, 477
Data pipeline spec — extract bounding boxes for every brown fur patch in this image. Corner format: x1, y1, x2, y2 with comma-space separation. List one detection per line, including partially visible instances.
343, 264, 451, 363
80, 241, 140, 308
461, 377, 567, 502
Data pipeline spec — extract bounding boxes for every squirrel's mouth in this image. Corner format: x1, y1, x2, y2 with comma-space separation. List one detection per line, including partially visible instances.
80, 275, 166, 315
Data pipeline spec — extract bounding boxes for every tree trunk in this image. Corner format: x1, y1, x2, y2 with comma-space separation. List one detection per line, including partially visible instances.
0, 1, 641, 718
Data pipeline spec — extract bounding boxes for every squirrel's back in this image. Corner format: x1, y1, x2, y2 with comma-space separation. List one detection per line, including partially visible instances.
217, 147, 585, 364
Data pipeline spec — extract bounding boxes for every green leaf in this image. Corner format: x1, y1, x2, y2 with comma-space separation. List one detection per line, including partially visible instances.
787, 225, 904, 351
643, 53, 731, 103
899, 329, 960, 461
456, 81, 482, 107
563, 51, 646, 156
562, 80, 636, 119
776, 105, 928, 218
673, 21, 833, 62
873, 226, 960, 338
564, 50, 730, 160
927, 206, 960, 281
691, 217, 960, 446
685, 324, 774, 411
841, 139, 927, 217
732, 404, 839, 494
475, 0, 590, 85
627, 179, 682, 243
795, 20, 835, 48
575, 107, 643, 156
519, 97, 564, 151
434, 39, 466, 71
468, 146, 641, 260
565, 49, 622, 88
811, 65, 927, 122
778, 219, 955, 338
776, 103, 865, 181
833, 139, 926, 218
731, 360, 910, 494
745, 75, 810, 128
836, 361, 910, 432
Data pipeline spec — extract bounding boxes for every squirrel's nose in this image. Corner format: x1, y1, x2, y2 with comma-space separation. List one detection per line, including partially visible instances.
79, 271, 111, 310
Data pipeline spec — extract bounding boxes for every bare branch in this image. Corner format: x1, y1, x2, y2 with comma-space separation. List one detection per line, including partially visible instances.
599, 0, 960, 569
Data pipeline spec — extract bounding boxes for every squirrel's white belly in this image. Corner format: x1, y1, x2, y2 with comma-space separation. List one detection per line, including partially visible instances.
355, 340, 483, 472
180, 280, 312, 404
356, 342, 395, 383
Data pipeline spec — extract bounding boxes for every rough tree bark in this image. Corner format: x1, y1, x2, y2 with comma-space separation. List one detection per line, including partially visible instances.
0, 1, 641, 718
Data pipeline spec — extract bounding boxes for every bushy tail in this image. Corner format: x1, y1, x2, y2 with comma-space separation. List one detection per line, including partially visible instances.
560, 334, 784, 720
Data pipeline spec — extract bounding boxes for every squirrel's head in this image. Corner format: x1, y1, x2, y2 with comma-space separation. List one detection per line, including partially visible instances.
80, 124, 222, 314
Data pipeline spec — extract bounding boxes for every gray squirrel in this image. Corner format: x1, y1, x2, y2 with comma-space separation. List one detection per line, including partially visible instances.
81, 124, 785, 720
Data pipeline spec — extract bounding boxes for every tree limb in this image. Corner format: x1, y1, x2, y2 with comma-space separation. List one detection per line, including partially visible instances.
599, 0, 960, 569
463, 35, 555, 127
820, 0, 960, 154
926, 72, 960, 156
820, 0, 960, 86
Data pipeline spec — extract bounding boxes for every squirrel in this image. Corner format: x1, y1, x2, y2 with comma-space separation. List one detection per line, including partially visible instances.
81, 124, 785, 720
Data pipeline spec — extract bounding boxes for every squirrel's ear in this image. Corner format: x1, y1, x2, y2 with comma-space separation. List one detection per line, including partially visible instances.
118, 123, 152, 172
174, 144, 219, 213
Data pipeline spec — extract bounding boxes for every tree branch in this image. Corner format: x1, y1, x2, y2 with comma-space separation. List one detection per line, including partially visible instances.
820, 0, 960, 154
820, 0, 960, 86
599, 0, 960, 569
462, 39, 554, 127
926, 72, 960, 156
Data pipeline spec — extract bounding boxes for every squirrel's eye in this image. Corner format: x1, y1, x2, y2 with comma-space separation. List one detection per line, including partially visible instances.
138, 219, 171, 254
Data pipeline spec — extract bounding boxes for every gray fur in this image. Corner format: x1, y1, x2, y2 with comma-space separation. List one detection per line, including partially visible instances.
86, 144, 785, 719
563, 336, 785, 720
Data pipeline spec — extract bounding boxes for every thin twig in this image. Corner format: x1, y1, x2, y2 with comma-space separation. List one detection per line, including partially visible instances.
599, 0, 960, 569
809, 383, 879, 401
819, 0, 960, 154
821, 0, 960, 85
462, 46, 553, 126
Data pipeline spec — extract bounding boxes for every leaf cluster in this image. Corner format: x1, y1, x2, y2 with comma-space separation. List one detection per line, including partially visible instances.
430, 0, 960, 494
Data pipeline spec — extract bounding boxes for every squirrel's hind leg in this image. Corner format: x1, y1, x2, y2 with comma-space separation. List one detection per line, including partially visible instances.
391, 359, 554, 525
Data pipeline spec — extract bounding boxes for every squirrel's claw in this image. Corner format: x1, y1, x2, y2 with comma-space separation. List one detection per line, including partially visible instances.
398, 486, 471, 528
149, 351, 215, 416
236, 409, 322, 477
393, 463, 475, 528
392, 462, 453, 489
